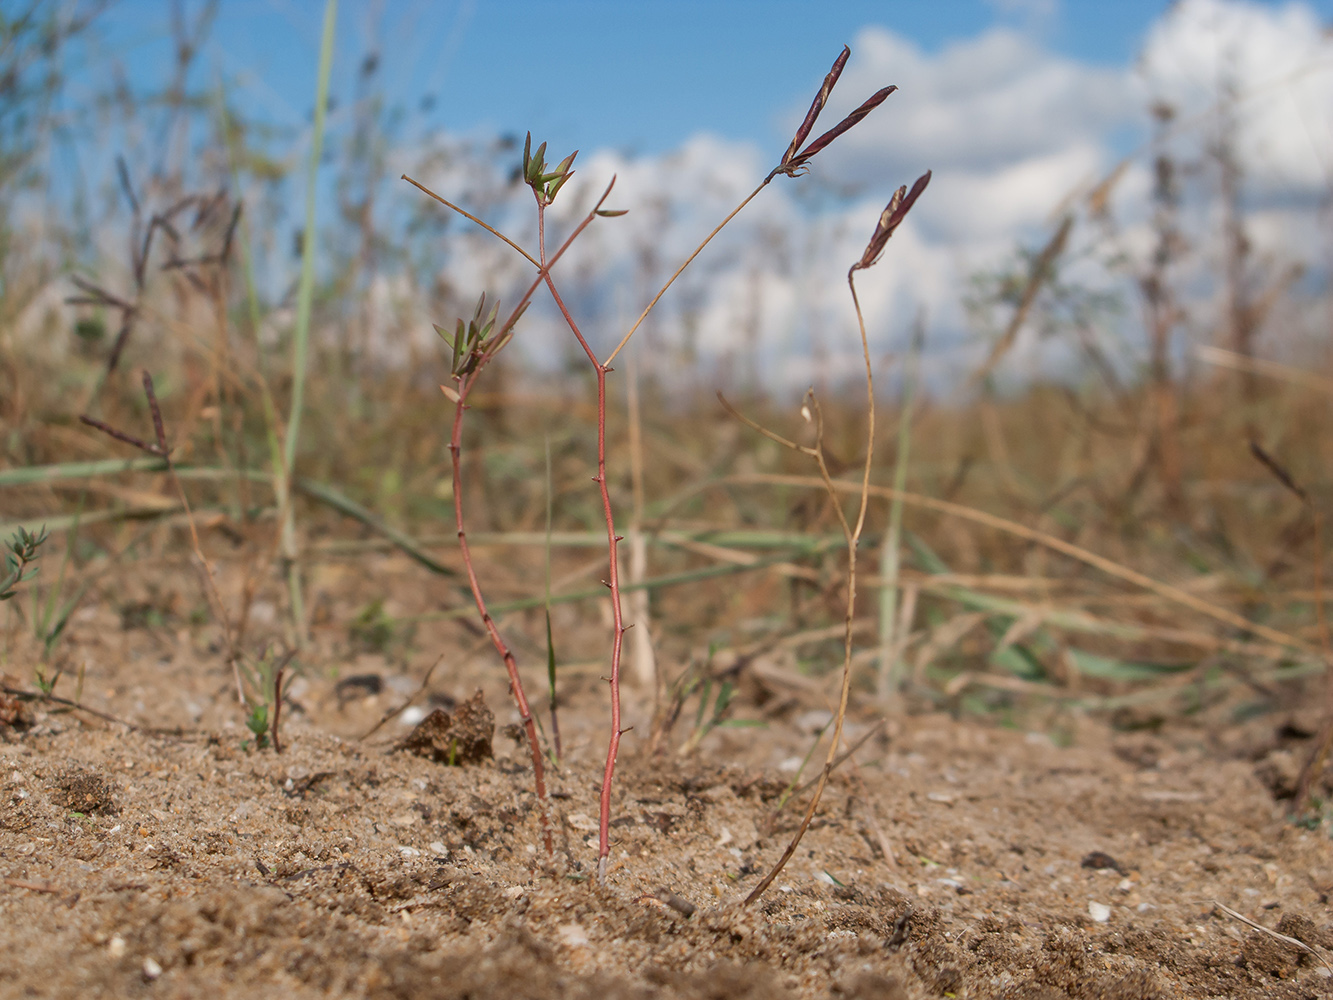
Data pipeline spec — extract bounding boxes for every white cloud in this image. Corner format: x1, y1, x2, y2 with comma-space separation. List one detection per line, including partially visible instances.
810, 26, 1133, 180
395, 2, 1332, 391
1138, 0, 1333, 193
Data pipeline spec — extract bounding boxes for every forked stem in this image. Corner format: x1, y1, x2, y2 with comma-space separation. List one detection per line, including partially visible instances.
422, 177, 618, 860
540, 247, 626, 884
603, 180, 769, 368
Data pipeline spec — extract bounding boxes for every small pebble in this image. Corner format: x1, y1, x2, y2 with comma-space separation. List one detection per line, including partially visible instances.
398, 706, 428, 727
1088, 901, 1111, 923
428, 841, 448, 857
1081, 851, 1122, 873
142, 957, 162, 979
107, 936, 126, 958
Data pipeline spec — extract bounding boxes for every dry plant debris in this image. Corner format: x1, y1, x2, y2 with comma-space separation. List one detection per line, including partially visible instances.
396, 689, 494, 766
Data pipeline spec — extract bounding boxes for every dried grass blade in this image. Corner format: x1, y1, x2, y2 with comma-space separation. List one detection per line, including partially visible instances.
729, 473, 1313, 654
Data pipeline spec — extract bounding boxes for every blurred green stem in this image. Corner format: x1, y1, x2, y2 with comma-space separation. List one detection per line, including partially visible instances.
281, 0, 338, 644
877, 322, 922, 701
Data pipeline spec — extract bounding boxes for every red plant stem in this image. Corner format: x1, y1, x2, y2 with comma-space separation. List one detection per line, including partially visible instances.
449, 368, 553, 856
437, 178, 617, 861
541, 267, 625, 885
270, 660, 286, 754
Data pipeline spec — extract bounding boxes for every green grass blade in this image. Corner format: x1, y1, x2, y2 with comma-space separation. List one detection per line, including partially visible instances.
294, 477, 456, 577
878, 326, 921, 700
278, 0, 337, 646
543, 435, 562, 761
405, 542, 839, 623
284, 0, 337, 476
1064, 647, 1195, 682
0, 457, 169, 485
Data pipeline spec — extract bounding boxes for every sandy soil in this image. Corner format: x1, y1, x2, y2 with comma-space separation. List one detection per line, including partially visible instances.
3, 549, 1333, 999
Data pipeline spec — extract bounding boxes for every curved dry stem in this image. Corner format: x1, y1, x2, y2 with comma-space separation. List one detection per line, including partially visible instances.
726, 473, 1315, 656
744, 273, 875, 906
716, 390, 852, 541
716, 391, 809, 455
848, 273, 877, 540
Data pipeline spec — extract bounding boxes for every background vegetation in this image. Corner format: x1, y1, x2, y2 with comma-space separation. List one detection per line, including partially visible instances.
2, 1, 1331, 817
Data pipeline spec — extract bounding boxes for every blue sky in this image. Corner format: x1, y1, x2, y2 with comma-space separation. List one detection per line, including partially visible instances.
99, 0, 1328, 156
80, 1, 1333, 384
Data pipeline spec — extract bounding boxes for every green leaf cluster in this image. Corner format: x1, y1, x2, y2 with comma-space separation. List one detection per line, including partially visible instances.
245, 703, 270, 749
1, 526, 47, 601
522, 132, 577, 206
434, 294, 517, 377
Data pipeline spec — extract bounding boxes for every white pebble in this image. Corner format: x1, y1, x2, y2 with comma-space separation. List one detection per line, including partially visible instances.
1088, 901, 1111, 923
398, 706, 428, 727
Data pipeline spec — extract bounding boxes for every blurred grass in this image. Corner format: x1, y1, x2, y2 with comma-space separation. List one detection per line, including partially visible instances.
0, 5, 1329, 733
5, 361, 1330, 724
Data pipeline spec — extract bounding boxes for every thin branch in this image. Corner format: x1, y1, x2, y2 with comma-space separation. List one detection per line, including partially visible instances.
603, 180, 770, 367
402, 173, 540, 268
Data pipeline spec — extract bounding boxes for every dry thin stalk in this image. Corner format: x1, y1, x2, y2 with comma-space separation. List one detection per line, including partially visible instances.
603, 47, 899, 369
1250, 441, 1333, 814
970, 214, 1073, 387
626, 344, 657, 691
425, 174, 617, 859
727, 473, 1314, 655
848, 752, 896, 868
359, 650, 451, 741
1212, 900, 1333, 976
788, 718, 887, 799
603, 183, 770, 368
742, 174, 928, 905
402, 174, 539, 268
540, 261, 628, 885
1196, 344, 1333, 396
878, 321, 922, 700
269, 651, 296, 754
80, 372, 236, 653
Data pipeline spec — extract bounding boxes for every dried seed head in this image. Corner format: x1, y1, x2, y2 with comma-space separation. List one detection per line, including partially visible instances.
853, 170, 931, 272
783, 46, 851, 167
785, 86, 897, 175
